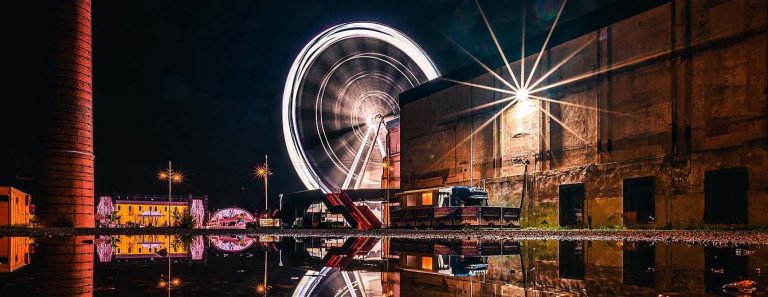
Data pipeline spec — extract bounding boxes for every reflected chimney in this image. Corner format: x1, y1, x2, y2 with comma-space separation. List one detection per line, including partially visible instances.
34, 236, 94, 297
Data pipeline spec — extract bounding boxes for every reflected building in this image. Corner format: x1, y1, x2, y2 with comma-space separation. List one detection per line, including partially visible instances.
2, 236, 767, 296
381, 239, 768, 296
513, 241, 767, 296
95, 235, 200, 263
383, 238, 523, 296
0, 237, 33, 273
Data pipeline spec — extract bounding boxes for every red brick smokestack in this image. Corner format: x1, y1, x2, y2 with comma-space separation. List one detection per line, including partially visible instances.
38, 0, 95, 227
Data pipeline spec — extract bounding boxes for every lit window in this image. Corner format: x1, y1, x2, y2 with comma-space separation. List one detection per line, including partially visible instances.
421, 192, 433, 206
406, 195, 418, 207
421, 256, 433, 270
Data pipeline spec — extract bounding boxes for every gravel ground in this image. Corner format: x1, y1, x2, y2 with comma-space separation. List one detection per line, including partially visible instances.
2, 227, 768, 246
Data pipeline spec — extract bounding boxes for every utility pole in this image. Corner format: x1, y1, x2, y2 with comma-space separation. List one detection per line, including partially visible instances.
158, 161, 182, 226
255, 155, 273, 211
167, 161, 172, 224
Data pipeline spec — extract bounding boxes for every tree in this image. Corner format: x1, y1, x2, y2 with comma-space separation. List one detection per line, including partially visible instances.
173, 211, 196, 229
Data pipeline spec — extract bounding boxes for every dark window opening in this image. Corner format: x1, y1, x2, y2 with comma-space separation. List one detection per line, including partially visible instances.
0, 195, 8, 202
559, 240, 585, 279
623, 242, 655, 287
559, 184, 585, 226
705, 247, 748, 293
705, 168, 748, 224
623, 176, 656, 224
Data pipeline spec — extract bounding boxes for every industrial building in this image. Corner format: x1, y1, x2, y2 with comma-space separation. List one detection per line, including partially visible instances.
399, 0, 768, 228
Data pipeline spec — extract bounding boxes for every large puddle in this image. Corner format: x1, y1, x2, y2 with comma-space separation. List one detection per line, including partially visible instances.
1, 235, 765, 296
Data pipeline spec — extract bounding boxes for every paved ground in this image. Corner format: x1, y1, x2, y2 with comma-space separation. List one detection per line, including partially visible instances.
2, 227, 768, 246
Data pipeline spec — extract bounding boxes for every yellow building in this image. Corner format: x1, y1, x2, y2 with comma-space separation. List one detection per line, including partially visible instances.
112, 235, 187, 259
0, 187, 32, 226
97, 194, 206, 228
0, 237, 32, 273
113, 200, 188, 227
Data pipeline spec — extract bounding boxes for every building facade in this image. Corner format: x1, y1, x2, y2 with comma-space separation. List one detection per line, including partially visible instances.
96, 194, 207, 227
400, 0, 768, 228
0, 187, 33, 226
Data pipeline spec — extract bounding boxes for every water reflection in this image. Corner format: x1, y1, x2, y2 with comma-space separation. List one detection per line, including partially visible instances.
1, 235, 766, 296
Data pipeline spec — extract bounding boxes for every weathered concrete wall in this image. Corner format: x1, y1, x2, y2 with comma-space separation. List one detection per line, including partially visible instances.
400, 0, 768, 228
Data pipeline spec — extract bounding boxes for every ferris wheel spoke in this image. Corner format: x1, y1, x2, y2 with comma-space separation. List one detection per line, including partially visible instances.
342, 127, 373, 190
375, 130, 387, 158
355, 117, 385, 188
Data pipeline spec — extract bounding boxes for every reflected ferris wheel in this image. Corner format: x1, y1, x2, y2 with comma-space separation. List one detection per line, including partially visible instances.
283, 22, 439, 193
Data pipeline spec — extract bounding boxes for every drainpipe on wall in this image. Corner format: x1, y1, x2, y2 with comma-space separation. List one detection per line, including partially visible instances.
520, 160, 530, 226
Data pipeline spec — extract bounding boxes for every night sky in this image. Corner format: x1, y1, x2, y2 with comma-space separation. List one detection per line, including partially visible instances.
2, 0, 617, 210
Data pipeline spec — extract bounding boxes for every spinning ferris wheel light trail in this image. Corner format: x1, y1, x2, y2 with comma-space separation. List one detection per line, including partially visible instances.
282, 22, 439, 193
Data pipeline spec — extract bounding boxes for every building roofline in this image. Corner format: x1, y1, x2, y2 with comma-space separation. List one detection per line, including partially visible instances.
114, 200, 189, 206
399, 0, 670, 106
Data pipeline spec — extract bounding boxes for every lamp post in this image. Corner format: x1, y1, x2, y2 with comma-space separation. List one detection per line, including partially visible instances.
254, 155, 273, 211
158, 161, 183, 227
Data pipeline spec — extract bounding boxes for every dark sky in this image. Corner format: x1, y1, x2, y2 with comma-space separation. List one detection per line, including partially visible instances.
2, 0, 619, 210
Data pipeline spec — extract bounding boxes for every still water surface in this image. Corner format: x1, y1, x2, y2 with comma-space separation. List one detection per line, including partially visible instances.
0, 235, 765, 296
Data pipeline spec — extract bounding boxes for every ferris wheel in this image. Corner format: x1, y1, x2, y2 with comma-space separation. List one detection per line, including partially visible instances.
283, 22, 439, 193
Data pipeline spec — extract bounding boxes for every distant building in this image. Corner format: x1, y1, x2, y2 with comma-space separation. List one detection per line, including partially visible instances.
96, 194, 207, 228
0, 187, 33, 226
0, 237, 33, 273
